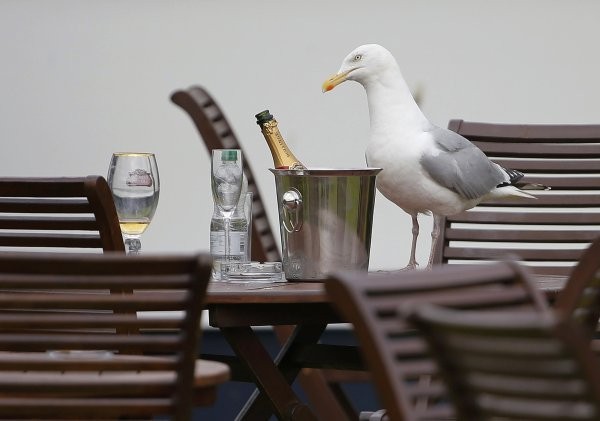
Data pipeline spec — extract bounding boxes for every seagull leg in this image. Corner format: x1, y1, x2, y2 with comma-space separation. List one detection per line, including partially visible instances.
426, 214, 442, 269
403, 214, 419, 270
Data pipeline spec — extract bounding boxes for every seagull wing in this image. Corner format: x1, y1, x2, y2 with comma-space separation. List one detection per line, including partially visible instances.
420, 127, 506, 200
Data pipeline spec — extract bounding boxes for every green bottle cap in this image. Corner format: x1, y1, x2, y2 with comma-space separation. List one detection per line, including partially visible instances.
221, 150, 238, 161
255, 110, 273, 125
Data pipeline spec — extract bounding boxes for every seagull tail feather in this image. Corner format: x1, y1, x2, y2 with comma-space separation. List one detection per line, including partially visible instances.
516, 182, 551, 191
487, 185, 537, 200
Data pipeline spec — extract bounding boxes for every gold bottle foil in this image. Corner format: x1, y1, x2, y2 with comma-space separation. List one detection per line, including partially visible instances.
259, 119, 305, 170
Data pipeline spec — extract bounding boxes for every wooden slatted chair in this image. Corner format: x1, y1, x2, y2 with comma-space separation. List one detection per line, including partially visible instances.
433, 120, 600, 277
0, 176, 228, 411
170, 85, 280, 263
325, 262, 548, 421
171, 85, 359, 420
403, 304, 600, 421
0, 176, 125, 252
0, 252, 229, 420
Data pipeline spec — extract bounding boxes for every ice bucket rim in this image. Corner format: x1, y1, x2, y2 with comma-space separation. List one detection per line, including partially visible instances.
269, 167, 382, 176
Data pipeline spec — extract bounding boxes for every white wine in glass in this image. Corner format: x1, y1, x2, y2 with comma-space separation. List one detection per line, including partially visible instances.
107, 152, 160, 254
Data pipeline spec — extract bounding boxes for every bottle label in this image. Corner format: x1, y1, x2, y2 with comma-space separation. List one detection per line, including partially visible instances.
210, 231, 247, 258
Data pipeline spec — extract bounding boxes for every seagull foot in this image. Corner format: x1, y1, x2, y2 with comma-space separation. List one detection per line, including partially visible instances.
400, 263, 418, 271
373, 263, 419, 274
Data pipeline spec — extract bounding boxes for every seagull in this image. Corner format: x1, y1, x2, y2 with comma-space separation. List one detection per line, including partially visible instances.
322, 44, 536, 270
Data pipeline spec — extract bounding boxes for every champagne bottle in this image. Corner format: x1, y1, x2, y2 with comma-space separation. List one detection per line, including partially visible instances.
255, 110, 306, 169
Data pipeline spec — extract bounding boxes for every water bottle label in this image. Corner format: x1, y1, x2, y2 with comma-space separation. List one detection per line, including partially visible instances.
210, 231, 247, 257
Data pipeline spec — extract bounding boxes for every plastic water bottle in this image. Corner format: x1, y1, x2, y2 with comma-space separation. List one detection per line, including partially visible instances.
210, 177, 250, 280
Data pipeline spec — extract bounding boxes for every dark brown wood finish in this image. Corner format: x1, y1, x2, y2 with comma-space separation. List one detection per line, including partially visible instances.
555, 234, 600, 338
171, 86, 356, 420
325, 263, 549, 421
434, 120, 600, 276
202, 274, 565, 421
404, 304, 600, 421
170, 85, 280, 263
0, 252, 227, 420
204, 281, 344, 421
0, 176, 125, 252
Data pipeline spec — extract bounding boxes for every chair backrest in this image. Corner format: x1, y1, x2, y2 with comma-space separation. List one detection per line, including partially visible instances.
170, 85, 280, 262
0, 251, 212, 420
404, 304, 600, 421
434, 120, 600, 276
0, 175, 125, 252
555, 234, 600, 338
325, 263, 548, 421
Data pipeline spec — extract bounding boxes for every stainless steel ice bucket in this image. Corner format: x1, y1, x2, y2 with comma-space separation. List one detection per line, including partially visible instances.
270, 168, 381, 281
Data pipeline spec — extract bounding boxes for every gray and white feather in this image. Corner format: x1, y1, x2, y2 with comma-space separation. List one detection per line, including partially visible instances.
323, 44, 534, 269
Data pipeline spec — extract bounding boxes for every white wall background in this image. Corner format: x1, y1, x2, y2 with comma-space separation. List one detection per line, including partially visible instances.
1, 0, 599, 269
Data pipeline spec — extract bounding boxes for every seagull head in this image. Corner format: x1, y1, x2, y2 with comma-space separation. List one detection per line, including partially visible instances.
322, 44, 397, 92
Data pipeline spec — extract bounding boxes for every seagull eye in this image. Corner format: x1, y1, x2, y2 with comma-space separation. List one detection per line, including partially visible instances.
353, 54, 362, 62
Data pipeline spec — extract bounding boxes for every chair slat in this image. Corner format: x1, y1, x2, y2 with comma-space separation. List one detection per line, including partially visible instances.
451, 122, 600, 141
447, 210, 600, 224
0, 233, 103, 248
445, 228, 597, 242
480, 194, 600, 207
0, 198, 93, 213
521, 176, 600, 189
0, 313, 183, 329
0, 216, 100, 230
0, 356, 178, 371
0, 397, 173, 418
492, 158, 600, 172
0, 291, 189, 311
470, 141, 600, 157
0, 334, 185, 352
0, 178, 89, 196
0, 273, 192, 288
0, 371, 176, 391
443, 246, 584, 261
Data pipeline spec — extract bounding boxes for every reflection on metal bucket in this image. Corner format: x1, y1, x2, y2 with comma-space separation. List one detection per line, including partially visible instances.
271, 168, 381, 281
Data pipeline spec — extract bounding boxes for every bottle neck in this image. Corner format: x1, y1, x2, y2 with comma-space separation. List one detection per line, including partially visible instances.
259, 119, 304, 169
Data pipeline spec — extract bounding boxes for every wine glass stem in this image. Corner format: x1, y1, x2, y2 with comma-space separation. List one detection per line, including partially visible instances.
125, 237, 141, 255
223, 216, 231, 260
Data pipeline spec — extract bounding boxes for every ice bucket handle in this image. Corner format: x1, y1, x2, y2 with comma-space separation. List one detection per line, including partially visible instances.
281, 188, 303, 233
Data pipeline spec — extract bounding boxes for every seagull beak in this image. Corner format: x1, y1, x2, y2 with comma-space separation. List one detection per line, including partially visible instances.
322, 70, 351, 92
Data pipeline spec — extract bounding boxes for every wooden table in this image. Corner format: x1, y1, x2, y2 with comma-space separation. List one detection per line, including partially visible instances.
203, 275, 566, 421
205, 281, 355, 421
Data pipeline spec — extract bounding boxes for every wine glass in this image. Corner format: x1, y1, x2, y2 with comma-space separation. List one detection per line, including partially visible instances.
107, 152, 160, 254
211, 149, 243, 264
